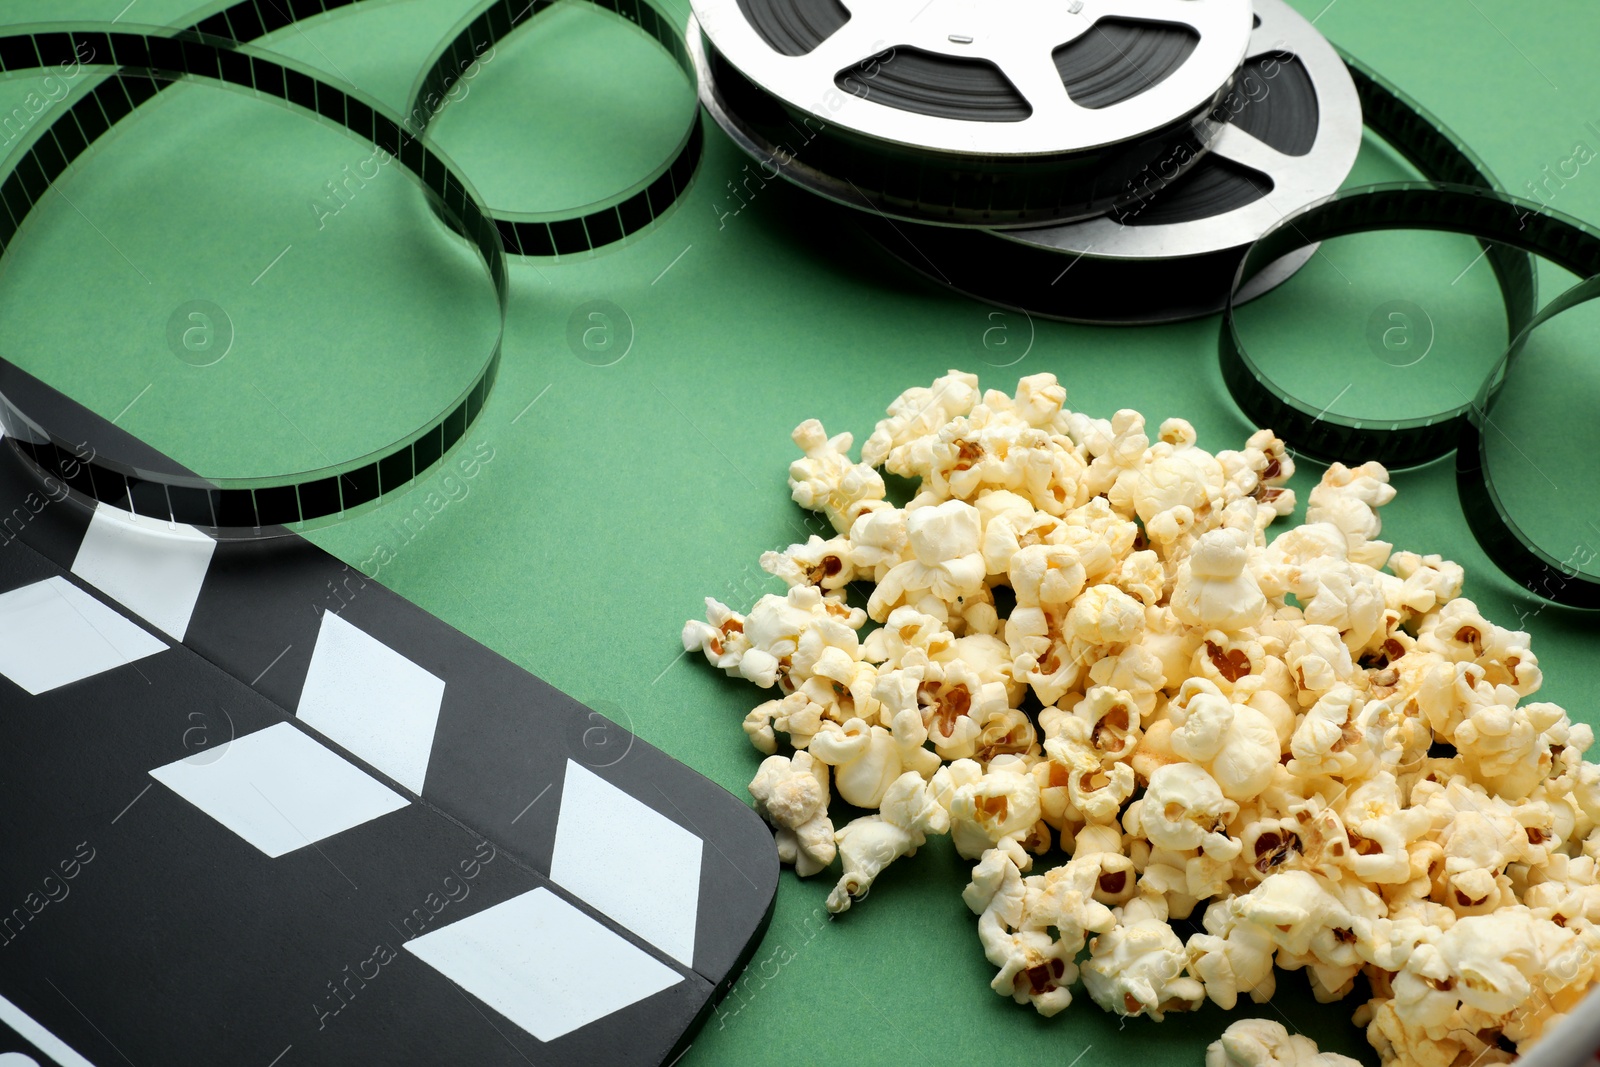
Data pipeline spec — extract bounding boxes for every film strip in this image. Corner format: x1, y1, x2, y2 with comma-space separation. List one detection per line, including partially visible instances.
0, 25, 509, 535
183, 0, 704, 256
405, 0, 703, 256
0, 0, 705, 535
1222, 56, 1600, 607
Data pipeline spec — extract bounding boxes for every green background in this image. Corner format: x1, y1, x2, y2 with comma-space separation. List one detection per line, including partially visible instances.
2, 1, 1597, 1063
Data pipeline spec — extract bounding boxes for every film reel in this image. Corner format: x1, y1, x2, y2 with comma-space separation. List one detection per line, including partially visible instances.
856, 0, 1363, 324
690, 0, 1254, 226
0, 25, 508, 535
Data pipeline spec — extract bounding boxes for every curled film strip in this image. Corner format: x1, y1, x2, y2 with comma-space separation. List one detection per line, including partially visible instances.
0, 0, 704, 536
405, 0, 703, 256
0, 24, 509, 536
1222, 59, 1600, 607
1221, 52, 1536, 470
186, 0, 705, 256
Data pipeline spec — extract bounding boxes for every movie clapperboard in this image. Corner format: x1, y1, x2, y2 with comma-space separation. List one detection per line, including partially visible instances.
0, 364, 778, 1066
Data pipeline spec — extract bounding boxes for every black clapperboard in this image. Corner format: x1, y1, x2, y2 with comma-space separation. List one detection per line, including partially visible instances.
0, 365, 777, 1066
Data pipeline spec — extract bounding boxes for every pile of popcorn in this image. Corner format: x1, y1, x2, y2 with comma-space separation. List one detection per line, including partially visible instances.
684, 371, 1600, 1066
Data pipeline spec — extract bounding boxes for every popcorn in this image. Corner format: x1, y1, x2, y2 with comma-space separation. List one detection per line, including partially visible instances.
1217, 429, 1298, 518
1288, 686, 1374, 781
847, 506, 910, 581
1066, 584, 1145, 646
1334, 772, 1431, 885
1007, 543, 1087, 613
1081, 893, 1205, 1019
810, 719, 909, 809
1167, 680, 1281, 802
1132, 448, 1222, 551
1191, 630, 1266, 696
1074, 823, 1137, 905
919, 409, 1078, 507
861, 369, 981, 474
1137, 843, 1234, 918
682, 370, 1600, 1067
1171, 528, 1268, 632
965, 845, 1118, 1015
1130, 716, 1185, 784
1387, 551, 1465, 618
1305, 462, 1395, 570
951, 632, 1027, 705
1126, 763, 1240, 859
1238, 817, 1307, 882
867, 499, 986, 623
1190, 898, 1279, 1008
760, 534, 859, 593
748, 752, 836, 877
1065, 745, 1136, 825
682, 597, 750, 676
861, 606, 955, 671
1114, 548, 1167, 607
1071, 685, 1142, 764
1205, 1019, 1362, 1067
977, 491, 1057, 575
972, 707, 1041, 766
1361, 999, 1482, 1067
1416, 597, 1496, 664
1414, 777, 1528, 913
1378, 907, 1600, 1062
786, 419, 887, 534
1526, 854, 1600, 931
1455, 699, 1561, 800
1085, 641, 1166, 719
896, 656, 1015, 762
721, 584, 866, 690
827, 772, 949, 913
1301, 557, 1389, 655
1140, 605, 1206, 697
1285, 626, 1359, 707
937, 759, 1043, 860
743, 691, 822, 753
1064, 496, 1139, 560
1232, 870, 1360, 963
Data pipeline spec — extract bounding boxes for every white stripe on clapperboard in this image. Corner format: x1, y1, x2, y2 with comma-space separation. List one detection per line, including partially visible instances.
0, 992, 98, 1067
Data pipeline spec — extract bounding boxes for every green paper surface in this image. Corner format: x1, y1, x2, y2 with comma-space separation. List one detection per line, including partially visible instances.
2, 1, 1598, 1063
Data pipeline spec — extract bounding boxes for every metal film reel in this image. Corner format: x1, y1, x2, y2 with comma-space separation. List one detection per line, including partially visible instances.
691, 0, 1254, 226
857, 0, 1363, 323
